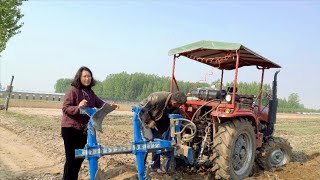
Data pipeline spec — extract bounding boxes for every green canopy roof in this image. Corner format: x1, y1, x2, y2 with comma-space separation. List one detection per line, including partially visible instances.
168, 40, 281, 70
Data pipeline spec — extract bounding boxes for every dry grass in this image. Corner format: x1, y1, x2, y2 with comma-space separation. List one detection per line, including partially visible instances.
3, 111, 61, 130
275, 113, 320, 153
1, 99, 135, 111
1, 99, 63, 109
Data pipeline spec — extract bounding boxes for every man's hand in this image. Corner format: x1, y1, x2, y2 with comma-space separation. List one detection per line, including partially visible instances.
147, 120, 156, 129
79, 99, 87, 108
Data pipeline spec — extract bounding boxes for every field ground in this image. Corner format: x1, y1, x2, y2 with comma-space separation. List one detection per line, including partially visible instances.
0, 102, 319, 179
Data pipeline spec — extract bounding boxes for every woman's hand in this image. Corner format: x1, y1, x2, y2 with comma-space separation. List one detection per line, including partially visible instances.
111, 103, 119, 109
79, 99, 88, 108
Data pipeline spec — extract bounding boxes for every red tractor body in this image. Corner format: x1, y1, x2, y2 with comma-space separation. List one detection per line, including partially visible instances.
168, 41, 291, 179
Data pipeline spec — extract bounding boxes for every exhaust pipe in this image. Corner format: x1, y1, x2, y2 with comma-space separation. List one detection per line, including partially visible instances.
265, 70, 280, 138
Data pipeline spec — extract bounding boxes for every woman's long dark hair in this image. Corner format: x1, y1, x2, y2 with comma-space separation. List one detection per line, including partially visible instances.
71, 66, 96, 89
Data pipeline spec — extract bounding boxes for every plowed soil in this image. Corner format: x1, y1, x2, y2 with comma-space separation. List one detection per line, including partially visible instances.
0, 108, 319, 180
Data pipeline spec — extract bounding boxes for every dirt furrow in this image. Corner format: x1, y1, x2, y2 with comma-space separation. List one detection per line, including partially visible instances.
0, 126, 61, 179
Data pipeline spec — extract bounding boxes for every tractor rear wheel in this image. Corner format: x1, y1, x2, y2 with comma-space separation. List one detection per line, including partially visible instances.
212, 118, 256, 180
256, 137, 292, 170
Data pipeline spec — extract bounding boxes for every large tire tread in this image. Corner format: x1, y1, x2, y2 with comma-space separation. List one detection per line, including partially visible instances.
212, 118, 255, 180
256, 137, 292, 170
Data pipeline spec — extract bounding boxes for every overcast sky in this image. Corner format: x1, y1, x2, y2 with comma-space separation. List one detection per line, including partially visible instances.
1, 1, 319, 109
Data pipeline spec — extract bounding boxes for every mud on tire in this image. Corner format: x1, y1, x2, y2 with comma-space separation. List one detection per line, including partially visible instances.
211, 118, 255, 180
256, 137, 292, 170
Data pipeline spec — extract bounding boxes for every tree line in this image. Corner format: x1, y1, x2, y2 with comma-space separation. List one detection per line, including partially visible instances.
54, 72, 209, 101
54, 72, 319, 112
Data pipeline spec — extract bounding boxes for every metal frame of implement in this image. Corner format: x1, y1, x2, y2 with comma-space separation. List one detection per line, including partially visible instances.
75, 106, 193, 180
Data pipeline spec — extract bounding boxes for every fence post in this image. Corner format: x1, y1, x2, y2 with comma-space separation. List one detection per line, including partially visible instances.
5, 75, 14, 112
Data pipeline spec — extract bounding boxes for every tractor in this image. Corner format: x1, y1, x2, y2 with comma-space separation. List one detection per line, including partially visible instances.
167, 40, 292, 179
75, 40, 292, 180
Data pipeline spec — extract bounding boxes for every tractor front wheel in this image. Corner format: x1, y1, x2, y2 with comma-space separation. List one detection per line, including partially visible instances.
256, 137, 292, 170
212, 118, 256, 180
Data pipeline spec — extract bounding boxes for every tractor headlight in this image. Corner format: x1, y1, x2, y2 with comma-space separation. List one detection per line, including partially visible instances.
226, 94, 232, 103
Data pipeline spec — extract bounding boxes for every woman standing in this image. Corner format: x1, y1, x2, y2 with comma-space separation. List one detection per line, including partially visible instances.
61, 66, 117, 180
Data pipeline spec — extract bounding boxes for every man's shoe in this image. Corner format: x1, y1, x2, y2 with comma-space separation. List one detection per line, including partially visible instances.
155, 168, 163, 173
149, 168, 163, 173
